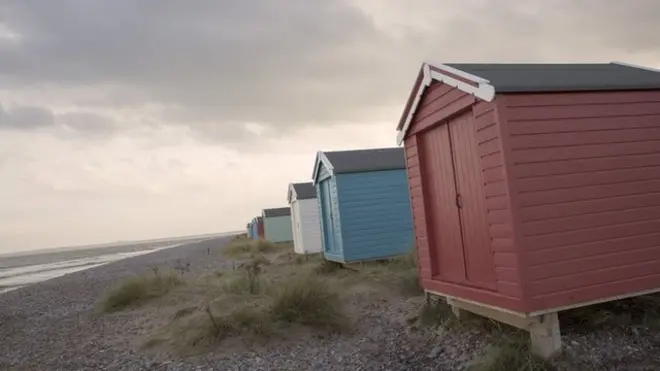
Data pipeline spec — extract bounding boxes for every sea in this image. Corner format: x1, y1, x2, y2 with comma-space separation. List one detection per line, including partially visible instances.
0, 233, 235, 294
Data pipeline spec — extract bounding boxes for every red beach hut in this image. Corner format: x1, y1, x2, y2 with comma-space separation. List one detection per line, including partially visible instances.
396, 61, 660, 357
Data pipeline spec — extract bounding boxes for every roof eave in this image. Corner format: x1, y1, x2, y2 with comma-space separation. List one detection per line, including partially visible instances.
395, 61, 496, 146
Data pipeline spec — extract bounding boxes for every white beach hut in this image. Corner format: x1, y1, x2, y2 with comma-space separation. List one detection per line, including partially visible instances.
287, 182, 323, 254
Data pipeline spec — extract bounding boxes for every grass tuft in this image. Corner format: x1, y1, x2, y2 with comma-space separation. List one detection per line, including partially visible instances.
223, 272, 263, 295
222, 256, 269, 294
346, 247, 423, 297
397, 268, 423, 297
416, 296, 454, 328
270, 274, 349, 332
101, 270, 183, 312
388, 248, 419, 270
204, 299, 275, 341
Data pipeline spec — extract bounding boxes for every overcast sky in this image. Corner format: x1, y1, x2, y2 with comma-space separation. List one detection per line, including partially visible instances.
1, 0, 659, 253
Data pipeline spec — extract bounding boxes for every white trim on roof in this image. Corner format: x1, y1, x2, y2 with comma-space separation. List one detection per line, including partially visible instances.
395, 62, 495, 146
287, 183, 297, 204
612, 61, 660, 73
310, 151, 334, 186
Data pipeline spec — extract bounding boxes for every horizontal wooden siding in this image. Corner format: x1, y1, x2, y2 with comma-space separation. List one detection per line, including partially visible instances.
336, 170, 413, 262
503, 90, 660, 312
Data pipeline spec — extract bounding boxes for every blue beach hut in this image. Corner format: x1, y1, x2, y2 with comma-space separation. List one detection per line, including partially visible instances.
311, 147, 414, 263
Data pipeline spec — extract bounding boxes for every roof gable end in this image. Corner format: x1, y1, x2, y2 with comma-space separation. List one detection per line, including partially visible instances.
395, 61, 498, 145
396, 61, 660, 145
311, 151, 335, 185
287, 183, 297, 204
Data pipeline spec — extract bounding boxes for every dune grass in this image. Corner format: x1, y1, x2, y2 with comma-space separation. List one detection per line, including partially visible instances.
134, 243, 428, 357
101, 270, 183, 312
341, 248, 423, 297
145, 252, 352, 353
223, 237, 284, 258
270, 274, 349, 332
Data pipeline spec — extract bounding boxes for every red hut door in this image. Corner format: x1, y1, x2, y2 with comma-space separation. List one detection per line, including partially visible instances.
419, 110, 495, 290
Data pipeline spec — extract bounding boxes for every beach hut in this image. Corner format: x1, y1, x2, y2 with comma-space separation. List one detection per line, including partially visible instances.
251, 218, 260, 239
287, 182, 323, 254
395, 61, 660, 357
257, 216, 265, 239
311, 148, 414, 263
246, 222, 253, 239
249, 218, 255, 239
249, 216, 264, 240
262, 207, 293, 243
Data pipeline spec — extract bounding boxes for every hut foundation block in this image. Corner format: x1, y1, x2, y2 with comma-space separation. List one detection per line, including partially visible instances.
529, 313, 562, 358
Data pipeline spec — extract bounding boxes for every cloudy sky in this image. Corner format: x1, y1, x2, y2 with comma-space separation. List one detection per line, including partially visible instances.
0, 0, 659, 253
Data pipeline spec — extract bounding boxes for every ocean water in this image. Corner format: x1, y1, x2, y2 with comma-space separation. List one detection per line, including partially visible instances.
0, 233, 237, 295
0, 245, 182, 294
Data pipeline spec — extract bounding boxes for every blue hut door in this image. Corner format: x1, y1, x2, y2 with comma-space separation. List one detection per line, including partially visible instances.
321, 180, 336, 254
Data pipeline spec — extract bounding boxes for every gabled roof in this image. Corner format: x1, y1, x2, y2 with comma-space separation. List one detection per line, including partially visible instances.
287, 182, 316, 203
263, 207, 291, 218
311, 147, 406, 184
396, 61, 660, 145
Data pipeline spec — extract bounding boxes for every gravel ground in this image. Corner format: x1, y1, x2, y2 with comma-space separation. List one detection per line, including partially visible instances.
2, 236, 660, 371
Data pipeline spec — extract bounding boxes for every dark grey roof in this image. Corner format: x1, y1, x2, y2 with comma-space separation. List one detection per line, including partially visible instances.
444, 63, 660, 92
324, 147, 405, 174
263, 207, 291, 218
291, 182, 316, 200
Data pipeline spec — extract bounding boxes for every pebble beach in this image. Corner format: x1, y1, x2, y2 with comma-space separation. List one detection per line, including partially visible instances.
2, 236, 660, 371
0, 237, 452, 371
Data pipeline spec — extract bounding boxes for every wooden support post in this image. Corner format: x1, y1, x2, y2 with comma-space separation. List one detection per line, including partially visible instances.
446, 297, 562, 359
529, 313, 561, 358
451, 304, 465, 320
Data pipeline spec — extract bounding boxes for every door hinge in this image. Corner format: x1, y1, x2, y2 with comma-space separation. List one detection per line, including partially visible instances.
456, 194, 463, 209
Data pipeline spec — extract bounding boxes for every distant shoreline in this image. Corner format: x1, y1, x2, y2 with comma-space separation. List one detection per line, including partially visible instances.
0, 231, 240, 259
0, 232, 241, 270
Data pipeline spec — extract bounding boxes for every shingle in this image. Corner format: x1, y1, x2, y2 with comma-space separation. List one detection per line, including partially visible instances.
263, 207, 291, 217
291, 182, 316, 200
324, 147, 405, 174
444, 63, 660, 92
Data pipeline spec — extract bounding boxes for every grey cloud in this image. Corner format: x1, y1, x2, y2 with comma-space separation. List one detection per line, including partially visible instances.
55, 111, 119, 137
0, 0, 659, 139
0, 103, 53, 129
0, 0, 409, 126
0, 102, 121, 138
